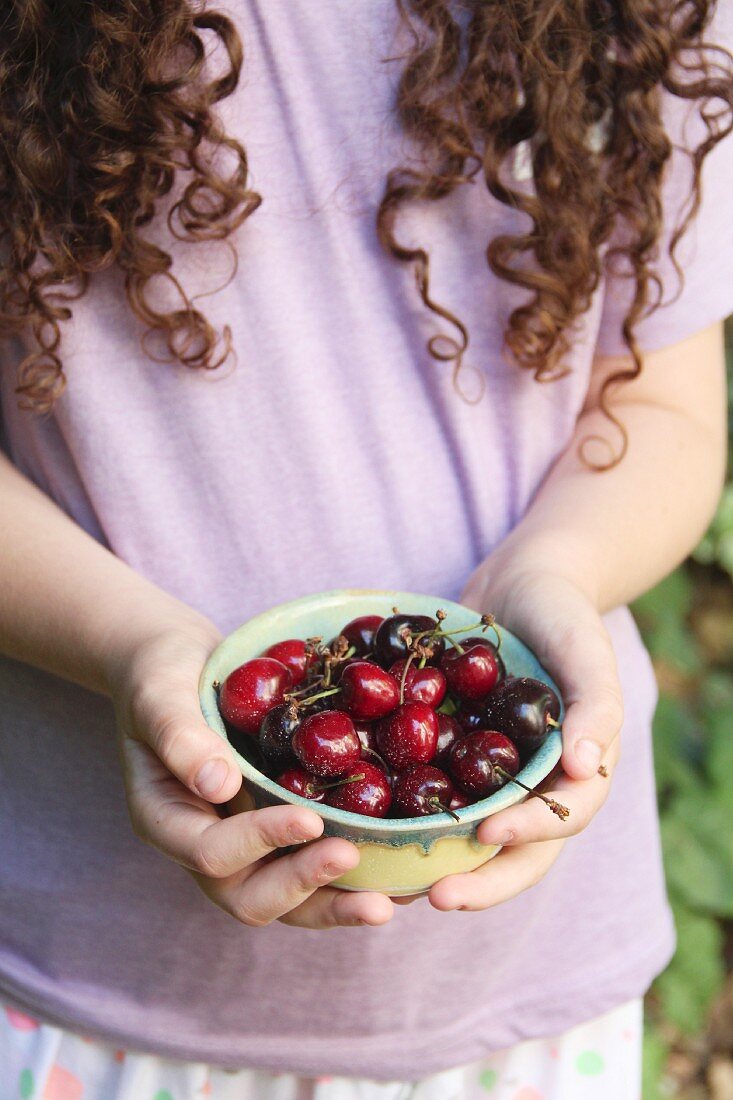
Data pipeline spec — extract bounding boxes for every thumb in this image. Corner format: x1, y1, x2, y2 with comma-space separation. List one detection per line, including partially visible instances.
127, 679, 243, 803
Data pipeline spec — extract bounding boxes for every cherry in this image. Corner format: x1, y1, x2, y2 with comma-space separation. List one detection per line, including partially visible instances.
393, 765, 454, 817
449, 790, 470, 811
388, 659, 447, 707
323, 762, 392, 817
275, 767, 324, 801
258, 703, 299, 773
376, 702, 439, 771
484, 677, 561, 761
440, 640, 500, 701
219, 658, 293, 735
292, 710, 361, 776
455, 700, 490, 735
462, 635, 506, 683
262, 639, 316, 687
449, 730, 520, 798
339, 660, 400, 720
374, 614, 445, 666
339, 615, 384, 657
435, 713, 463, 766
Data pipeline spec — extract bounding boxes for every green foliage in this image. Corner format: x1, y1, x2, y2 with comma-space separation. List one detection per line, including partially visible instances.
692, 331, 733, 578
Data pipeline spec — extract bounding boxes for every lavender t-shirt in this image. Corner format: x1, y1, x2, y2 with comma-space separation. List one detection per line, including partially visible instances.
1, 1, 732, 1079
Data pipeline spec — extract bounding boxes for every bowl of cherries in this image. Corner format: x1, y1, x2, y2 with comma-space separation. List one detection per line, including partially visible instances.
199, 590, 566, 896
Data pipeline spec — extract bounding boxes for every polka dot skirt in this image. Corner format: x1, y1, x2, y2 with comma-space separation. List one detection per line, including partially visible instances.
1, 999, 642, 1100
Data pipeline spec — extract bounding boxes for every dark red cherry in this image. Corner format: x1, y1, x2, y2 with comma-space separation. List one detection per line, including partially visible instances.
440, 641, 500, 701
462, 636, 506, 684
219, 658, 293, 735
392, 765, 454, 817
435, 713, 463, 767
292, 710, 361, 776
339, 661, 400, 720
262, 639, 316, 687
376, 702, 439, 771
374, 614, 445, 667
275, 766, 324, 801
258, 703, 299, 773
483, 677, 561, 761
388, 660, 447, 708
339, 615, 384, 657
449, 730, 520, 798
324, 762, 392, 817
449, 790, 470, 811
353, 720, 379, 756
455, 700, 490, 735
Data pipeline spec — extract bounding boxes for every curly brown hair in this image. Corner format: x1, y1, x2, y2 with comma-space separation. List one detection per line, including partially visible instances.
1, 1, 732, 463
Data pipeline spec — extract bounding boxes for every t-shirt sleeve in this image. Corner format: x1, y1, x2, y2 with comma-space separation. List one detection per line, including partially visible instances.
596, 5, 733, 356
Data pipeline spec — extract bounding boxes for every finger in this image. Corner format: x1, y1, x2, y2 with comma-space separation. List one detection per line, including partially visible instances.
123, 739, 324, 871
129, 677, 242, 803
551, 621, 624, 781
205, 837, 362, 927
476, 743, 619, 846
429, 839, 565, 912
279, 886, 395, 929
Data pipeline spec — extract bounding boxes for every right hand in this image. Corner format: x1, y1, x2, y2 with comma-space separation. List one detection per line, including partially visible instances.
110, 617, 395, 930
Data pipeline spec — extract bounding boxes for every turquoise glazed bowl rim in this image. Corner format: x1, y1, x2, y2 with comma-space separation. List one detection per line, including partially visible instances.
199, 589, 564, 833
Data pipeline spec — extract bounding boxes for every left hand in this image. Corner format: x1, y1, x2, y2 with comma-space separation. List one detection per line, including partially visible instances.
404, 564, 624, 912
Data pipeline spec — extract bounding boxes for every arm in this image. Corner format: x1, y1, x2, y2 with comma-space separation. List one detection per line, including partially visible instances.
0, 454, 393, 929
423, 321, 727, 912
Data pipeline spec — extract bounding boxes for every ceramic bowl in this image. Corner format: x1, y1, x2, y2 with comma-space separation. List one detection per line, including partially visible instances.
199, 589, 563, 896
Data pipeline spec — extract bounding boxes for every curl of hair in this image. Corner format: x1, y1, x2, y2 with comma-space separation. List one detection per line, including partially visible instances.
0, 0, 260, 410
377, 0, 733, 466
1, 2, 732, 469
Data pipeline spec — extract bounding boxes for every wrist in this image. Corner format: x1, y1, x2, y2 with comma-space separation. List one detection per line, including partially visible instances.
474, 534, 602, 614
99, 595, 221, 699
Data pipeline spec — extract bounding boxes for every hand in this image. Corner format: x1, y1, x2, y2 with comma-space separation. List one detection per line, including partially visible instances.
420, 565, 623, 912
110, 618, 394, 929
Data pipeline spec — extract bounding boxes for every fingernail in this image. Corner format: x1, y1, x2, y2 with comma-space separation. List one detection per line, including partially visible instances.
576, 739, 602, 774
480, 827, 513, 847
195, 758, 230, 799
323, 862, 348, 879
288, 825, 316, 844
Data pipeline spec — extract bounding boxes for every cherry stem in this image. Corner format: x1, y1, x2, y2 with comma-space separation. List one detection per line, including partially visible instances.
362, 746, 390, 773
494, 765, 570, 820
427, 796, 461, 822
288, 685, 341, 709
546, 717, 560, 730
314, 772, 366, 793
399, 650, 417, 705
287, 676, 327, 698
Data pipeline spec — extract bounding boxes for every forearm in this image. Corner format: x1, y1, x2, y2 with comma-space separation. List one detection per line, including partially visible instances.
483, 323, 727, 613
0, 452, 217, 695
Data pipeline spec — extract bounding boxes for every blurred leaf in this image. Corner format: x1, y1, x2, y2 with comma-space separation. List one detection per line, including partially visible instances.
652, 693, 702, 797
643, 1026, 670, 1100
655, 903, 725, 1034
662, 792, 733, 917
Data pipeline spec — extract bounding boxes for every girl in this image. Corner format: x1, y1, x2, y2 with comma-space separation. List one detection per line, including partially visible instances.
0, 2, 731, 1098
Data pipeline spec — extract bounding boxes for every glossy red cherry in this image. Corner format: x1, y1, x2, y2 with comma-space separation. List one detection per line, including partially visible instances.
219, 658, 293, 735
440, 641, 500, 701
323, 762, 392, 817
353, 720, 377, 755
339, 615, 384, 657
388, 660, 447, 708
374, 614, 445, 666
292, 710, 361, 776
376, 702, 439, 771
462, 636, 506, 684
392, 765, 454, 817
449, 730, 520, 798
449, 790, 470, 811
339, 661, 400, 720
275, 767, 324, 801
435, 713, 463, 766
258, 703, 299, 773
483, 677, 561, 761
262, 639, 316, 687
